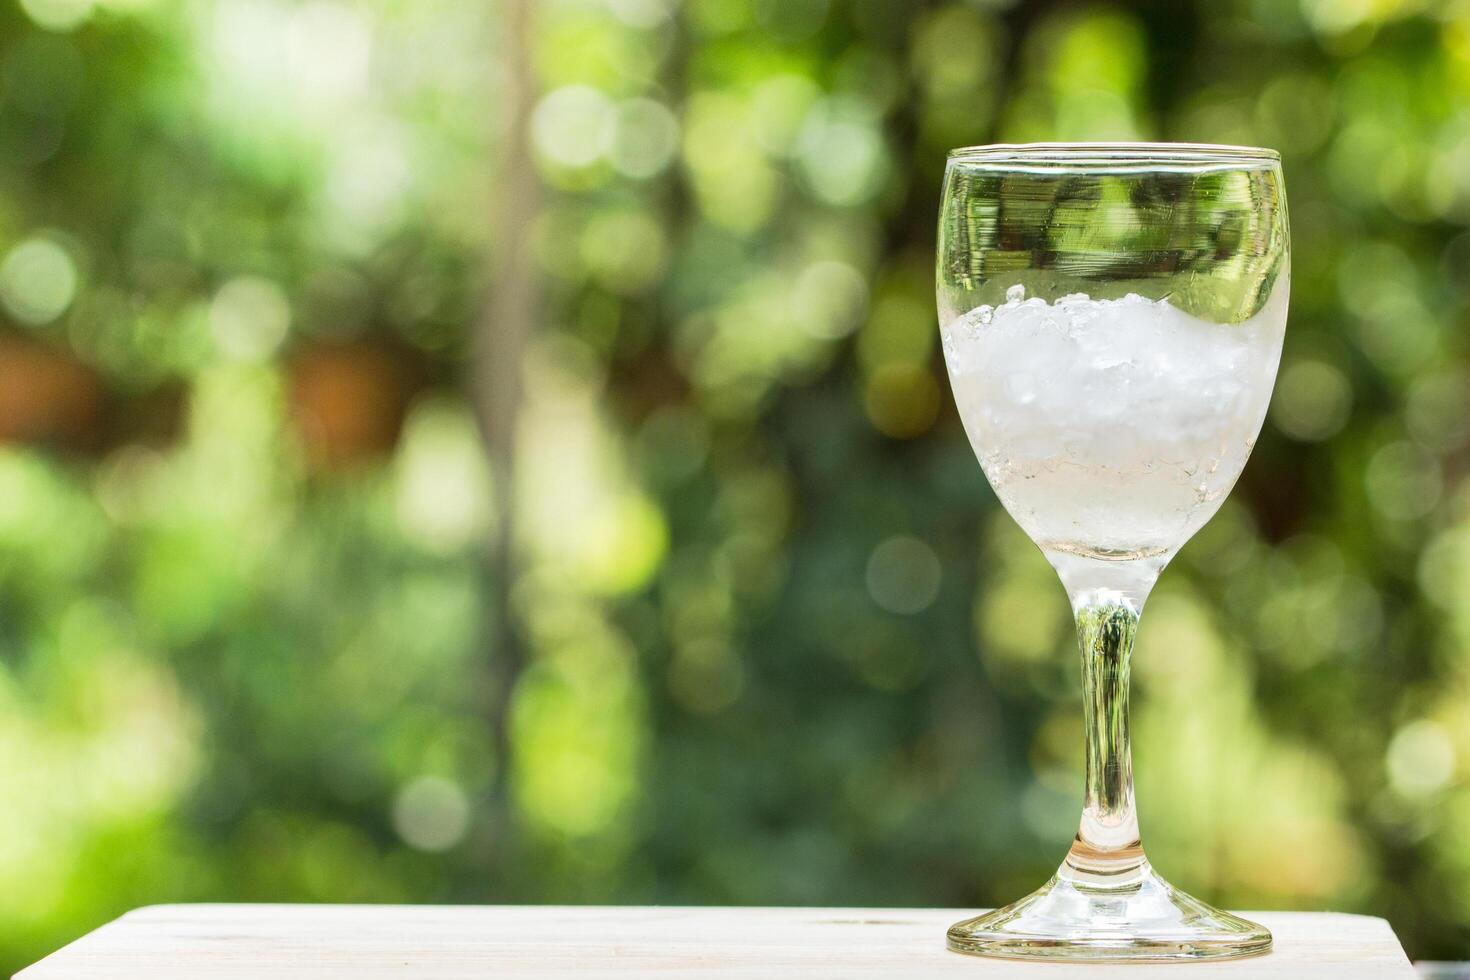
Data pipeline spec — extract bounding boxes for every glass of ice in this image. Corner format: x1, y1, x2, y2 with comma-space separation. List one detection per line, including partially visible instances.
938, 143, 1288, 961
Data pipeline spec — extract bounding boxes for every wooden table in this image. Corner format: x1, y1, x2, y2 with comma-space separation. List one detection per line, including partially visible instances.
15, 905, 1417, 978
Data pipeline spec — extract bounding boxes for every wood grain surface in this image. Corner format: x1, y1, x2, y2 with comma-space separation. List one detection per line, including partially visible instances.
14, 905, 1417, 979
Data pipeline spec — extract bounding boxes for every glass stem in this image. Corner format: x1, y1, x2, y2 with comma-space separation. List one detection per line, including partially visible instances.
1061, 587, 1148, 887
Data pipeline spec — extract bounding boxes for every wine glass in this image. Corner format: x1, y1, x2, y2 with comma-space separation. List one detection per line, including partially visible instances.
937, 143, 1288, 961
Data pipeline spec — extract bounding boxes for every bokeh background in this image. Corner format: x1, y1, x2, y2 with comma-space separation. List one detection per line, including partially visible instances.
1, 0, 1468, 969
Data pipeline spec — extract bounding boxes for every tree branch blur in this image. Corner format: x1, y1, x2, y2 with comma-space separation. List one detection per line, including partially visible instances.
472, 0, 538, 855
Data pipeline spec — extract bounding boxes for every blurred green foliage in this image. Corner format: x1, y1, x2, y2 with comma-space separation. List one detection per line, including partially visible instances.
3, 0, 1470, 970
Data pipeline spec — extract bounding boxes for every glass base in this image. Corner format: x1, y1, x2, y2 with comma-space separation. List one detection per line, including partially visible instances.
947, 863, 1271, 962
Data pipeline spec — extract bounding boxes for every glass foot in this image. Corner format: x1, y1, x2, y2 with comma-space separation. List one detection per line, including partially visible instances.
947, 863, 1271, 962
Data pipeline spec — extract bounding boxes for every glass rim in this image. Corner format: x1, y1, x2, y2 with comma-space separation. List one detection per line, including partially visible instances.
946, 142, 1281, 172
